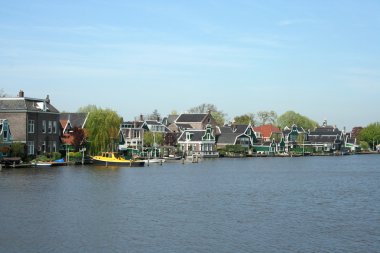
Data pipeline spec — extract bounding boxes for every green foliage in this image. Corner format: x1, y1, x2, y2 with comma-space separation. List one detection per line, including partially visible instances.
77, 104, 99, 113
234, 114, 255, 125
225, 145, 247, 154
358, 122, 380, 149
51, 152, 62, 160
68, 152, 82, 159
10, 142, 26, 158
188, 103, 226, 126
143, 132, 164, 147
278, 111, 318, 130
86, 107, 122, 154
359, 141, 370, 151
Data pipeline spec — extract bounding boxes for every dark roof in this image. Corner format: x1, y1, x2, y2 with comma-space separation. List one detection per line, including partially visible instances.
121, 121, 144, 128
233, 124, 249, 134
176, 113, 207, 123
176, 123, 193, 129
345, 138, 356, 144
60, 113, 88, 128
178, 130, 206, 142
145, 120, 162, 126
217, 133, 239, 144
0, 98, 59, 113
219, 126, 234, 134
309, 127, 342, 136
308, 135, 337, 143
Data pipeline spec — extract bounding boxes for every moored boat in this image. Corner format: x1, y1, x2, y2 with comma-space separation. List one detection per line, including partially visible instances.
91, 152, 145, 167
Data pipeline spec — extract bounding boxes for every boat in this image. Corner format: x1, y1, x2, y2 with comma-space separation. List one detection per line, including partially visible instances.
32, 159, 68, 167
164, 155, 182, 162
143, 158, 165, 165
91, 152, 145, 167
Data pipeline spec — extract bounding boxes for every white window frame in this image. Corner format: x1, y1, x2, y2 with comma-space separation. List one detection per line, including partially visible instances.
28, 120, 35, 133
53, 121, 57, 134
42, 120, 46, 133
27, 141, 35, 155
48, 121, 52, 133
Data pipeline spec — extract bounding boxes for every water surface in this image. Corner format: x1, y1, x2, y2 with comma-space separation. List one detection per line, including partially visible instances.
1, 155, 379, 252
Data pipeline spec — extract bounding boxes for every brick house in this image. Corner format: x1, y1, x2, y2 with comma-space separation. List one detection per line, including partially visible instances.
0, 90, 60, 156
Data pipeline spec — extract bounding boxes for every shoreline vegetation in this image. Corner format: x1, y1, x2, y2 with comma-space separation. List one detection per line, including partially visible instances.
1, 151, 379, 170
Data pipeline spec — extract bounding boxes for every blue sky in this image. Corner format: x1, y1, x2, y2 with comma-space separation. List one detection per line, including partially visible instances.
1, 0, 379, 129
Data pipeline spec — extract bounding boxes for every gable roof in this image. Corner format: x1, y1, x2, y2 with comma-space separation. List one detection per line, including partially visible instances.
0, 97, 60, 113
309, 125, 342, 136
232, 124, 250, 134
253, 124, 281, 138
219, 126, 234, 134
60, 113, 89, 129
217, 133, 240, 144
175, 113, 207, 123
177, 130, 206, 142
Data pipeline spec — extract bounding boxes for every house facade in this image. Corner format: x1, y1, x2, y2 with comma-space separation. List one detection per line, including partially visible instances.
0, 91, 60, 156
60, 112, 89, 151
216, 124, 257, 149
0, 119, 13, 158
169, 111, 218, 133
308, 120, 343, 152
119, 121, 145, 151
177, 124, 219, 157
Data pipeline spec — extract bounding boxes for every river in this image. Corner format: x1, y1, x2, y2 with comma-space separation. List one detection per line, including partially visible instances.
1, 155, 379, 253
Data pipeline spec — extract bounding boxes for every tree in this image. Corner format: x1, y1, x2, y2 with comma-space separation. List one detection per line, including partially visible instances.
77, 104, 99, 113
85, 107, 122, 154
71, 126, 86, 151
358, 122, 380, 150
233, 114, 255, 125
257, 111, 277, 125
10, 143, 26, 159
277, 111, 318, 130
143, 132, 164, 147
188, 103, 226, 126
147, 109, 161, 121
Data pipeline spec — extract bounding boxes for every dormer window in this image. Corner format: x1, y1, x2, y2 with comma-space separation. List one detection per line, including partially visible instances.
186, 132, 192, 141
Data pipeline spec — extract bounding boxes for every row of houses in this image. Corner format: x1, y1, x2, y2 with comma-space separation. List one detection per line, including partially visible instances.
0, 90, 360, 159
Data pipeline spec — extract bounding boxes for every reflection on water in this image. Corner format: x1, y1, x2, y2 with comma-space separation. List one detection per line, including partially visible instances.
1, 155, 380, 253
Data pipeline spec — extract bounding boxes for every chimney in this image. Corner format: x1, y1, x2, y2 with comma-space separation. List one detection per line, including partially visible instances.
46, 95, 50, 104
18, 90, 24, 97
140, 114, 144, 121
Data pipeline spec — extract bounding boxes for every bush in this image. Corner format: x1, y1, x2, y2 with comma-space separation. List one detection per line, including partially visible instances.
10, 143, 26, 159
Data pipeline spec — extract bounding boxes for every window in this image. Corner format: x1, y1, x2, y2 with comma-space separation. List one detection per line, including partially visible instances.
48, 121, 52, 133
52, 141, 57, 152
42, 120, 46, 133
53, 121, 57, 133
3, 130, 7, 140
28, 120, 35, 133
42, 141, 46, 153
27, 141, 35, 155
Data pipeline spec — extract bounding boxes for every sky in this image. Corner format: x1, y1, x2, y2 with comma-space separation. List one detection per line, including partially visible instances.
1, 0, 379, 129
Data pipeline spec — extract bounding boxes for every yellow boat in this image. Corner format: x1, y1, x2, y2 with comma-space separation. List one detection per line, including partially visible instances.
91, 152, 145, 167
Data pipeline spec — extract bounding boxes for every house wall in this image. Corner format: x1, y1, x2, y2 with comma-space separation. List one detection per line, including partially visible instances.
0, 112, 27, 141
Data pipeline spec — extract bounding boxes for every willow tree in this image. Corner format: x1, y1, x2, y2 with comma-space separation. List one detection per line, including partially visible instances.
85, 107, 122, 154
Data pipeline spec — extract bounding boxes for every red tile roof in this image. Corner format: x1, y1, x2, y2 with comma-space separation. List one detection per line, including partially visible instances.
253, 124, 281, 138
